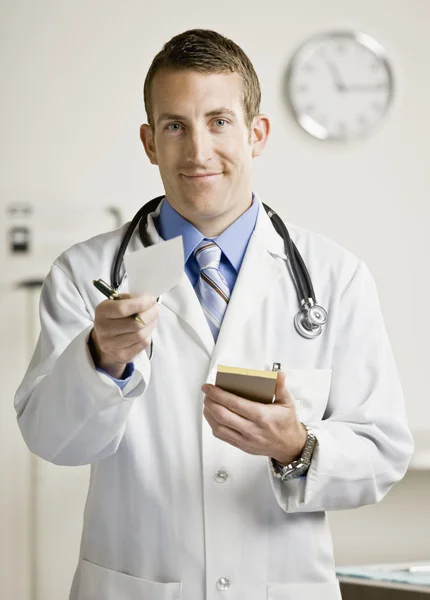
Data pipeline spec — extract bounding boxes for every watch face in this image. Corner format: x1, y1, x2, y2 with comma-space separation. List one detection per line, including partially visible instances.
282, 462, 308, 481
286, 31, 394, 140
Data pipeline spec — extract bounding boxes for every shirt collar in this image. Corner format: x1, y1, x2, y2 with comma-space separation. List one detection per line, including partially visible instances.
214, 195, 259, 272
155, 194, 259, 272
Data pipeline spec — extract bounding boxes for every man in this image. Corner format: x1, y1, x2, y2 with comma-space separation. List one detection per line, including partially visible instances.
15, 29, 413, 600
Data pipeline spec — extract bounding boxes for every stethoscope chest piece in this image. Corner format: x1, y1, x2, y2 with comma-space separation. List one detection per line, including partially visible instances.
294, 310, 323, 339
294, 302, 328, 339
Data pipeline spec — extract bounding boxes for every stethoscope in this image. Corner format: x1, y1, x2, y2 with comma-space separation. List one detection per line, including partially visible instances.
111, 195, 328, 339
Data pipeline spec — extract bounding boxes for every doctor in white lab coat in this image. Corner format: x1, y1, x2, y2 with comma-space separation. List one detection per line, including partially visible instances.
15, 28, 413, 600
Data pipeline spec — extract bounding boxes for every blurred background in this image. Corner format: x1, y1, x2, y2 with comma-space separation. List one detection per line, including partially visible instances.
1, 1, 429, 598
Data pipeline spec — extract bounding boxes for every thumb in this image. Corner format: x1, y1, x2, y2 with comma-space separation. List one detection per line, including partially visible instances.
273, 371, 294, 406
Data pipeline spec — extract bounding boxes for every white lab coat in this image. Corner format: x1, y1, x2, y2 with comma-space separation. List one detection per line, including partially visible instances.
15, 198, 413, 600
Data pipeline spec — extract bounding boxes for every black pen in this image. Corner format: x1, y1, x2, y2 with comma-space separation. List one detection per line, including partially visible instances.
92, 279, 146, 326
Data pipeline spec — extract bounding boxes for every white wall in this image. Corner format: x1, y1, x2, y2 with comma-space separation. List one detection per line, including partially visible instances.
1, 0, 429, 590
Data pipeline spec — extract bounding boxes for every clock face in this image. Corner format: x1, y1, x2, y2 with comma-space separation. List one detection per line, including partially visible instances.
287, 32, 394, 140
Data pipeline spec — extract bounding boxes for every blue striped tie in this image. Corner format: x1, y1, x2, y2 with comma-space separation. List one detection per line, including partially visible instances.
194, 239, 231, 341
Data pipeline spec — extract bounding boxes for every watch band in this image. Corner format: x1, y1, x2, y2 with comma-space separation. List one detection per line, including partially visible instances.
270, 425, 317, 481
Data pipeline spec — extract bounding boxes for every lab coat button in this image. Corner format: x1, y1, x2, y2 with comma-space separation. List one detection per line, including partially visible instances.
216, 577, 232, 590
214, 468, 229, 483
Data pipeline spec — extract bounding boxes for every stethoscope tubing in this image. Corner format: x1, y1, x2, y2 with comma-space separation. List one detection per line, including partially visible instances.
262, 204, 312, 303
111, 195, 164, 290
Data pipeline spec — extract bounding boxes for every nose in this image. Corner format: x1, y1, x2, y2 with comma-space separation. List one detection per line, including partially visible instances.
184, 126, 213, 166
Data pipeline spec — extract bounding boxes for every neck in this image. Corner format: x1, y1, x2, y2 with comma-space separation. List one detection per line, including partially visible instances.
171, 194, 253, 238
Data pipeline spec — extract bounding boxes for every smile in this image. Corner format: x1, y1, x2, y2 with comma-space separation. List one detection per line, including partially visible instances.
181, 173, 222, 181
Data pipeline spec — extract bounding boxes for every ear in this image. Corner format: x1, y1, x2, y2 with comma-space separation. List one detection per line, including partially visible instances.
250, 114, 271, 158
140, 124, 158, 165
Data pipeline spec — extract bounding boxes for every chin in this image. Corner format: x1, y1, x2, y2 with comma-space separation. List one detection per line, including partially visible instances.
181, 193, 225, 212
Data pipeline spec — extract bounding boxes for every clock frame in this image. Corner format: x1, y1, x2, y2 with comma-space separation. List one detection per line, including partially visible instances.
286, 31, 395, 140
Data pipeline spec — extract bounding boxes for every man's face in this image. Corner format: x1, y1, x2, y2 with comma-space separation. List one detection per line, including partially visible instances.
140, 70, 269, 232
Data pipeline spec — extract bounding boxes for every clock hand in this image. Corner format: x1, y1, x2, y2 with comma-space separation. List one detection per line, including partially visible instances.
345, 83, 388, 91
325, 60, 348, 92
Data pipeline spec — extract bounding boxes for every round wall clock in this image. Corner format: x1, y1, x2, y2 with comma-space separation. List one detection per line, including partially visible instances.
286, 31, 395, 140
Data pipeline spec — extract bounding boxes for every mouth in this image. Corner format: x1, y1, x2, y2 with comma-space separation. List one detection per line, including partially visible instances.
181, 173, 223, 181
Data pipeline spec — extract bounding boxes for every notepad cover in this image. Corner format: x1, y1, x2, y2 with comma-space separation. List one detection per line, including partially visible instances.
215, 365, 277, 404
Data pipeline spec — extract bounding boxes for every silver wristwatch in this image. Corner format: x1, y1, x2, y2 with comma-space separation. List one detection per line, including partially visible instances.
270, 425, 317, 481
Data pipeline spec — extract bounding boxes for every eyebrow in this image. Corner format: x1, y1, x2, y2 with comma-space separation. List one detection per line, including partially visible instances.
156, 107, 237, 126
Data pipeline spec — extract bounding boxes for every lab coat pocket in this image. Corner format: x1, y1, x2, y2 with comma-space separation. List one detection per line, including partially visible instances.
284, 368, 332, 422
78, 559, 183, 600
267, 579, 341, 600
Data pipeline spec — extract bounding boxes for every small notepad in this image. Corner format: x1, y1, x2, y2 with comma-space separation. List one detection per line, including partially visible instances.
215, 365, 278, 404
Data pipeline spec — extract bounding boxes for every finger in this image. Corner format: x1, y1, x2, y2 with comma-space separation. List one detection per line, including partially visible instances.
106, 321, 156, 350
274, 371, 295, 406
100, 296, 157, 320
202, 385, 263, 422
110, 338, 152, 365
204, 397, 250, 434
137, 301, 160, 326
98, 315, 144, 335
96, 302, 159, 334
204, 406, 245, 444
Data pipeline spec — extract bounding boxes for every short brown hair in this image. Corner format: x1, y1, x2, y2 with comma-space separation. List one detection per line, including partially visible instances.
143, 29, 261, 130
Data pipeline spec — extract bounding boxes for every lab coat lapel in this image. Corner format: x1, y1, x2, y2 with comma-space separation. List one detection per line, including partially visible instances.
161, 272, 215, 357
210, 205, 285, 370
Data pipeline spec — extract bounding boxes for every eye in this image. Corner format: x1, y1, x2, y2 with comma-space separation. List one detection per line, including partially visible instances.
165, 123, 182, 131
214, 119, 228, 127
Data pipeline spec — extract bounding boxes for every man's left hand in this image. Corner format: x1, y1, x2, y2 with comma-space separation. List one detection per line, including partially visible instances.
202, 371, 307, 465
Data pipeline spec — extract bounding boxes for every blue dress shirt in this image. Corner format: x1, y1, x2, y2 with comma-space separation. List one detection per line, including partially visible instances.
154, 193, 259, 294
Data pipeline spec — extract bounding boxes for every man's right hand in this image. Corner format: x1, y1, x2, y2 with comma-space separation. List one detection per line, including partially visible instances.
91, 293, 159, 379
